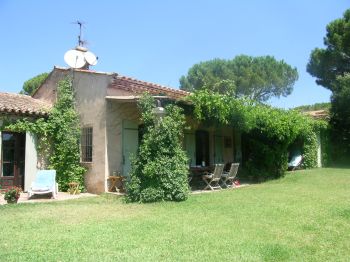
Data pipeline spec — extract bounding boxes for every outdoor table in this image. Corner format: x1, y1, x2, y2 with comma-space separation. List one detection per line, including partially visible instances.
188, 166, 213, 185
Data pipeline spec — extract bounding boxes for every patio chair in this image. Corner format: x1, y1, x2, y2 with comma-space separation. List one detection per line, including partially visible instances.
220, 163, 239, 188
288, 154, 303, 171
28, 170, 58, 199
202, 164, 224, 190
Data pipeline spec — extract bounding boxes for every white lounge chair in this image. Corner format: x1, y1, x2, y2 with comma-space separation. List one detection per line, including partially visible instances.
28, 170, 58, 199
202, 164, 224, 190
288, 155, 303, 171
221, 163, 239, 188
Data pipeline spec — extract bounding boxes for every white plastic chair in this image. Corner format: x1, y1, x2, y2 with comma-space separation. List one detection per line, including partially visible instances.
28, 170, 58, 199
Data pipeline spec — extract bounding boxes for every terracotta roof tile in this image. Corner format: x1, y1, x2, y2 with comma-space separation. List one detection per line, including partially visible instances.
110, 75, 190, 100
0, 92, 51, 116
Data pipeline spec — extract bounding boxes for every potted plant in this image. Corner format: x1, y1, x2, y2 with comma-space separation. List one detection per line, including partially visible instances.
4, 186, 22, 204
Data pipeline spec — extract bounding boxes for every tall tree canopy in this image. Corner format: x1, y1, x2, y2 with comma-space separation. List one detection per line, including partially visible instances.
307, 9, 350, 91
20, 72, 49, 95
307, 9, 350, 162
180, 55, 298, 102
330, 74, 350, 157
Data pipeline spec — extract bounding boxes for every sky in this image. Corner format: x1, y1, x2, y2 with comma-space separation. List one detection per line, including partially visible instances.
0, 0, 348, 108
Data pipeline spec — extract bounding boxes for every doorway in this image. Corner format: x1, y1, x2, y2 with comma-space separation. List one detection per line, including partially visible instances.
122, 121, 139, 177
1, 132, 26, 189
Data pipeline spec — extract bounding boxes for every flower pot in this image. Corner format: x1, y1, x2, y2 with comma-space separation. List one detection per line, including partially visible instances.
6, 198, 18, 204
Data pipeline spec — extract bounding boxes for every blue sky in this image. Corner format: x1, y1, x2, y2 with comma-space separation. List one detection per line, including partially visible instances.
0, 1, 348, 108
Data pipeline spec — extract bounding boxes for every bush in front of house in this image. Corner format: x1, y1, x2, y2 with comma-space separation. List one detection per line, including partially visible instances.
126, 94, 189, 203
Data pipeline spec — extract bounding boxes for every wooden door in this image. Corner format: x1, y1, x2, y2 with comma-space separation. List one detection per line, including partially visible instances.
1, 132, 26, 189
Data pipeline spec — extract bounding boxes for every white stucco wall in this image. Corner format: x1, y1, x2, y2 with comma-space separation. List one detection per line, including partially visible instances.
24, 132, 38, 192
317, 132, 322, 168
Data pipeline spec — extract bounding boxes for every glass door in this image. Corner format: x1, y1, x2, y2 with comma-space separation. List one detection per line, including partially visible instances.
1, 132, 25, 189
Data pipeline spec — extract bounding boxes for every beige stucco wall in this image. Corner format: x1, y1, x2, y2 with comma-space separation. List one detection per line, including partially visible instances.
73, 72, 113, 193
33, 69, 68, 103
34, 69, 115, 193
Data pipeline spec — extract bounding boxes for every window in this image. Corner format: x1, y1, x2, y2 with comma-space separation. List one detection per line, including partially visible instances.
81, 127, 93, 162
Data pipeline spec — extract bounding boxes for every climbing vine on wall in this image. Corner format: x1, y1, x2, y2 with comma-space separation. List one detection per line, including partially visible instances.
188, 90, 327, 179
126, 94, 189, 203
2, 77, 86, 191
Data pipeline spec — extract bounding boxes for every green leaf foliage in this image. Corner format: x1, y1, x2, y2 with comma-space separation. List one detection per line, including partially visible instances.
20, 72, 49, 95
307, 9, 350, 162
329, 74, 350, 161
307, 9, 350, 91
180, 55, 298, 102
188, 91, 326, 179
126, 94, 189, 203
3, 77, 86, 191
47, 78, 86, 190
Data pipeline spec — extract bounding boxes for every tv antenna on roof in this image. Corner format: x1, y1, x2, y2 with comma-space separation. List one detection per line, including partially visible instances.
72, 20, 87, 47
64, 20, 98, 69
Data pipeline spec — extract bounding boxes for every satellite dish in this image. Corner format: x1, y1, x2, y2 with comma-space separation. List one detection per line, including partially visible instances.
64, 49, 86, 68
84, 51, 98, 66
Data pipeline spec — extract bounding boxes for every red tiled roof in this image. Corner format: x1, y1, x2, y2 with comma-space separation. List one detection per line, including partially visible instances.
109, 75, 190, 100
0, 92, 51, 116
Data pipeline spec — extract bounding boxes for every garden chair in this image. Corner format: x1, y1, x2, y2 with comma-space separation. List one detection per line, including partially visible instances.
288, 154, 303, 171
202, 164, 224, 190
220, 163, 239, 188
28, 170, 58, 199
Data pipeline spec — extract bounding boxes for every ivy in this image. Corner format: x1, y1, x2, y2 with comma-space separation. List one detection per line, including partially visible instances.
188, 90, 328, 179
126, 94, 189, 203
2, 77, 86, 191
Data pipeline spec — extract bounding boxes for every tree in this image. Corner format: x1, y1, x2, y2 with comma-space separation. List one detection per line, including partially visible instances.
20, 72, 49, 95
307, 9, 350, 162
307, 9, 350, 91
294, 102, 331, 112
180, 55, 298, 102
330, 74, 350, 158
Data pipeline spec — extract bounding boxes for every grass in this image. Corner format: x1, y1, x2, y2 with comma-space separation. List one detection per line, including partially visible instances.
1, 168, 350, 261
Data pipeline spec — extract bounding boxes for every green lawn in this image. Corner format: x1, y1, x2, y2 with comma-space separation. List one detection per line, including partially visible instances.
1, 168, 350, 261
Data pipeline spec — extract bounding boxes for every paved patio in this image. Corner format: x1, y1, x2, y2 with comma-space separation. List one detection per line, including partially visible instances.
190, 183, 248, 194
0, 192, 96, 205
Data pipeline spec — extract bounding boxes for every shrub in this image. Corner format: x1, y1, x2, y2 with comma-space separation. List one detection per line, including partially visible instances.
126, 94, 189, 203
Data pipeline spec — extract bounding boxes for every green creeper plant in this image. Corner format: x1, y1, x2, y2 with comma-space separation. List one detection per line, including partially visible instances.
188, 90, 327, 180
126, 94, 189, 203
3, 77, 86, 191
